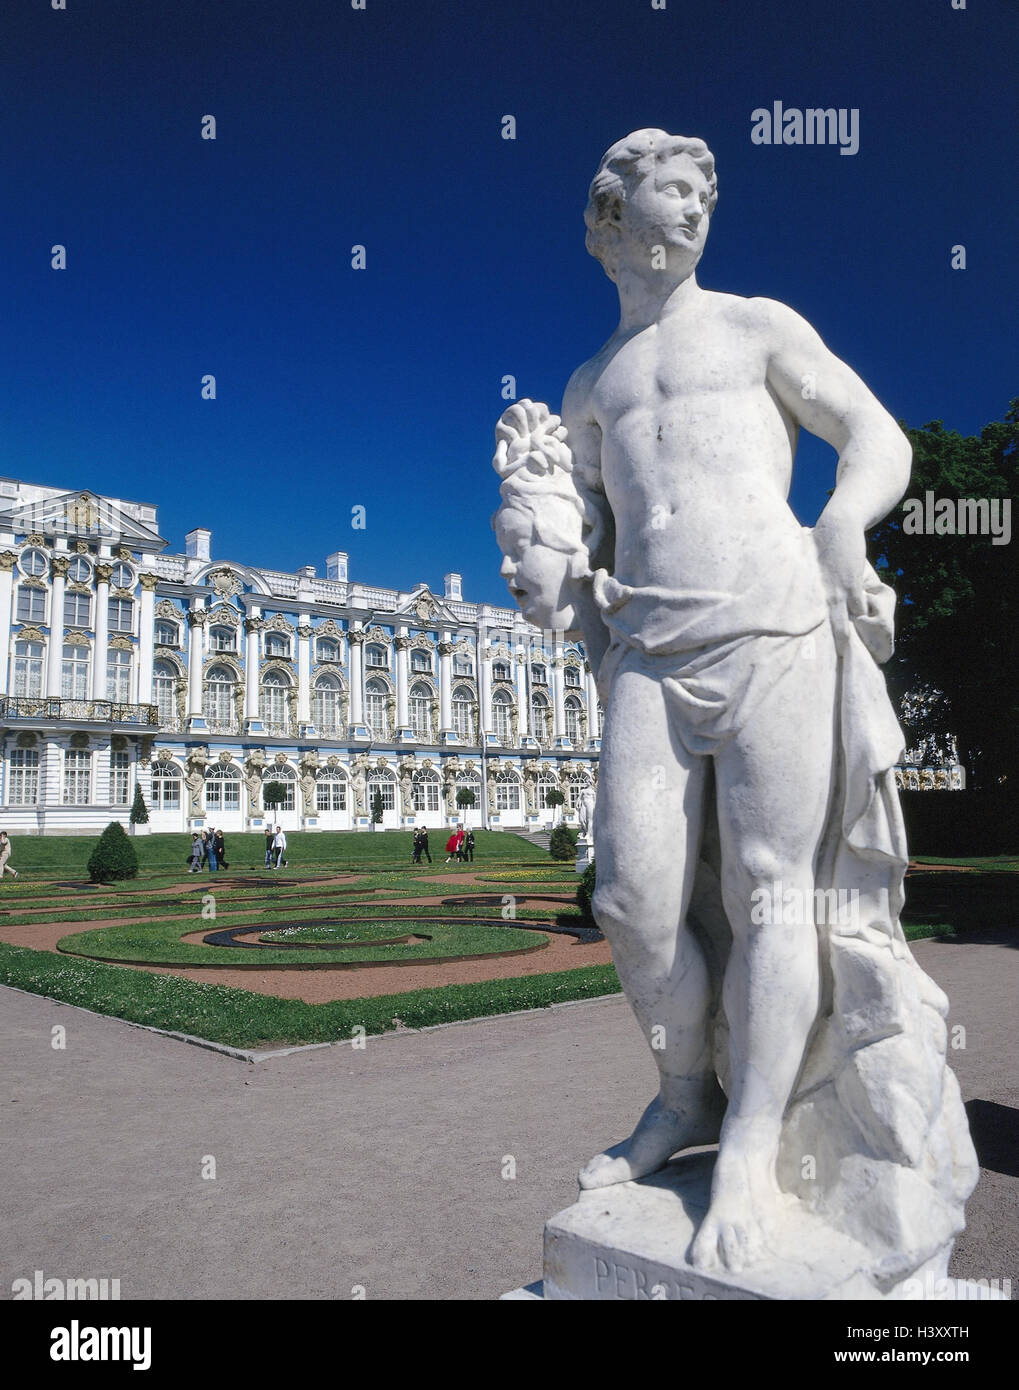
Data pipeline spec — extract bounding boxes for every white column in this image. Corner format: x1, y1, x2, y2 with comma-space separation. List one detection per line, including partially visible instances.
244, 612, 262, 721
92, 563, 112, 698
186, 604, 206, 717
46, 556, 68, 697
478, 630, 493, 738
347, 629, 365, 726
551, 652, 566, 739
0, 554, 14, 691
297, 623, 312, 726
395, 632, 410, 729
438, 638, 453, 733
514, 640, 529, 739
137, 574, 157, 706
586, 661, 600, 741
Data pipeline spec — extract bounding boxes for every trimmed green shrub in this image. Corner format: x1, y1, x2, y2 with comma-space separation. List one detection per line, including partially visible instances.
262, 781, 288, 813
371, 789, 384, 825
87, 821, 139, 883
576, 859, 596, 919
549, 824, 578, 860
129, 785, 149, 825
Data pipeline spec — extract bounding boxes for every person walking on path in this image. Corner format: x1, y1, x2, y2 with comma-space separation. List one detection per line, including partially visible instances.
264, 826, 275, 868
0, 831, 19, 879
213, 829, 228, 871
273, 825, 287, 869
444, 829, 460, 865
188, 833, 203, 872
411, 829, 422, 864
463, 829, 475, 863
205, 828, 218, 873
419, 827, 432, 864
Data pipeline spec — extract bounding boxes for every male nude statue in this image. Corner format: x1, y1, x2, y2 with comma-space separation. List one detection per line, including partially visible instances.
493, 130, 913, 1274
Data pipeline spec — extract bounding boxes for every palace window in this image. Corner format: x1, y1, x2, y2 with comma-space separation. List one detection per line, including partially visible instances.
206, 764, 242, 813
564, 695, 583, 744
367, 775, 395, 812
455, 772, 481, 813
452, 686, 474, 742
61, 644, 90, 700
16, 587, 45, 623
492, 688, 514, 742
108, 597, 134, 633
106, 650, 132, 702
151, 764, 181, 810
312, 675, 343, 733
365, 679, 389, 739
531, 663, 547, 684
64, 592, 91, 627
565, 666, 581, 687
13, 641, 44, 697
205, 666, 236, 725
366, 644, 388, 668
208, 626, 237, 653
264, 633, 291, 659
67, 556, 91, 583
8, 749, 39, 805
111, 750, 130, 805
316, 776, 347, 812
20, 549, 47, 577
492, 660, 511, 682
453, 654, 474, 677
317, 638, 340, 663
538, 775, 559, 812
111, 563, 134, 589
63, 749, 91, 805
154, 620, 179, 646
153, 662, 177, 725
413, 770, 441, 813
566, 773, 592, 811
410, 649, 431, 673
261, 764, 296, 813
260, 672, 291, 728
410, 682, 432, 740
531, 693, 551, 745
495, 769, 521, 811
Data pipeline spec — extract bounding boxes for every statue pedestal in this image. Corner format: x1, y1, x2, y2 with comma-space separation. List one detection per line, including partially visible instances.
507, 1153, 963, 1301
575, 835, 594, 873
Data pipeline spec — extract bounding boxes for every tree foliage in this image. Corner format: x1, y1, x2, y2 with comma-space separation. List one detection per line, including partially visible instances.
87, 821, 139, 883
871, 401, 1019, 789
549, 824, 578, 860
129, 785, 149, 825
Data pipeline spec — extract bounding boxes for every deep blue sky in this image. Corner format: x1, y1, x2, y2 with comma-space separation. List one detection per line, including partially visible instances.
1, 0, 1015, 605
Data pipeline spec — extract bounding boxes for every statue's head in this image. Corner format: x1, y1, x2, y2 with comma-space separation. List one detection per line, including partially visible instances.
584, 129, 718, 283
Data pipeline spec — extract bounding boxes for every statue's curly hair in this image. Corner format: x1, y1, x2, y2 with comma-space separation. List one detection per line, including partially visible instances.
584, 129, 718, 282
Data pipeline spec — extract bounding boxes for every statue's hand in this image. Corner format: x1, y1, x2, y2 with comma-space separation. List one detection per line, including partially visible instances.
494, 399, 571, 479
812, 514, 867, 645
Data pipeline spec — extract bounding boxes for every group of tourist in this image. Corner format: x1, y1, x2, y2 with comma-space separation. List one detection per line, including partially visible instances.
264, 825, 288, 869
410, 828, 432, 863
444, 827, 475, 864
188, 828, 228, 873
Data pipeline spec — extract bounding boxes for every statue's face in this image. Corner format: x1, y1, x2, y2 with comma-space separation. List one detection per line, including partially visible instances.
495, 506, 576, 629
617, 150, 711, 274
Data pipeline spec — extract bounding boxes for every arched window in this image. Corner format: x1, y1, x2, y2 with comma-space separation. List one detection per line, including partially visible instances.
260, 671, 291, 729
206, 665, 237, 726
495, 768, 521, 811
365, 678, 389, 738
261, 763, 296, 812
566, 770, 593, 810
154, 619, 179, 647
531, 692, 551, 746
312, 674, 343, 734
208, 626, 236, 653
452, 685, 474, 743
564, 694, 583, 744
153, 662, 177, 726
492, 688, 514, 743
61, 644, 90, 700
413, 768, 441, 813
531, 663, 547, 685
366, 644, 388, 668
410, 648, 431, 673
106, 649, 132, 702
151, 761, 181, 810
410, 682, 432, 740
264, 632, 290, 660
367, 771, 395, 812
316, 772, 347, 813
317, 637, 340, 664
206, 763, 242, 813
13, 641, 44, 698
537, 773, 558, 813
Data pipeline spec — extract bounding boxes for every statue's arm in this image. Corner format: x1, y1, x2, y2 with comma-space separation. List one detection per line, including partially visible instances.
758, 298, 912, 622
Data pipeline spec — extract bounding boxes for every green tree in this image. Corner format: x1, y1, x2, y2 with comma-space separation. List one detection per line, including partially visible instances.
371, 789, 384, 826
549, 824, 578, 861
455, 787, 476, 825
129, 785, 149, 825
544, 787, 566, 824
871, 401, 1019, 789
87, 821, 139, 883
262, 781, 288, 814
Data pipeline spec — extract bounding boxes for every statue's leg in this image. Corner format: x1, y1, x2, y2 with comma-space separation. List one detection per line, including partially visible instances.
579, 660, 725, 1191
691, 628, 836, 1273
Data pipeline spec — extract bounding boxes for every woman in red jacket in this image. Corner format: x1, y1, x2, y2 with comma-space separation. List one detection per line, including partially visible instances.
444, 828, 463, 865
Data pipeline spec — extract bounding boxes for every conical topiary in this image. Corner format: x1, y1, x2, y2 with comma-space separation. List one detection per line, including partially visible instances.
87, 821, 139, 883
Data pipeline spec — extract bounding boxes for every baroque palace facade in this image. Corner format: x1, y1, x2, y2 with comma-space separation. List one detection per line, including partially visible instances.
0, 478, 601, 836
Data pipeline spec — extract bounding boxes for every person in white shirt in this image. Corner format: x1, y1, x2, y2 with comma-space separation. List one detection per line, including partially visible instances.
272, 826, 287, 869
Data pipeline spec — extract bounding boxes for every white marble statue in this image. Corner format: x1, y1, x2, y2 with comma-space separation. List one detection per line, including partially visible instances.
493, 129, 977, 1295
576, 785, 596, 840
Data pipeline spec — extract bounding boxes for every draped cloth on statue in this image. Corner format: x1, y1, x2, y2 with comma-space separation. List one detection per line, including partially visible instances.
590, 535, 979, 1290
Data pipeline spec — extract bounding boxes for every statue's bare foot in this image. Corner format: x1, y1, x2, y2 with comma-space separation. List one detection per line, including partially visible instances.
579, 1092, 722, 1190
690, 1120, 790, 1274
